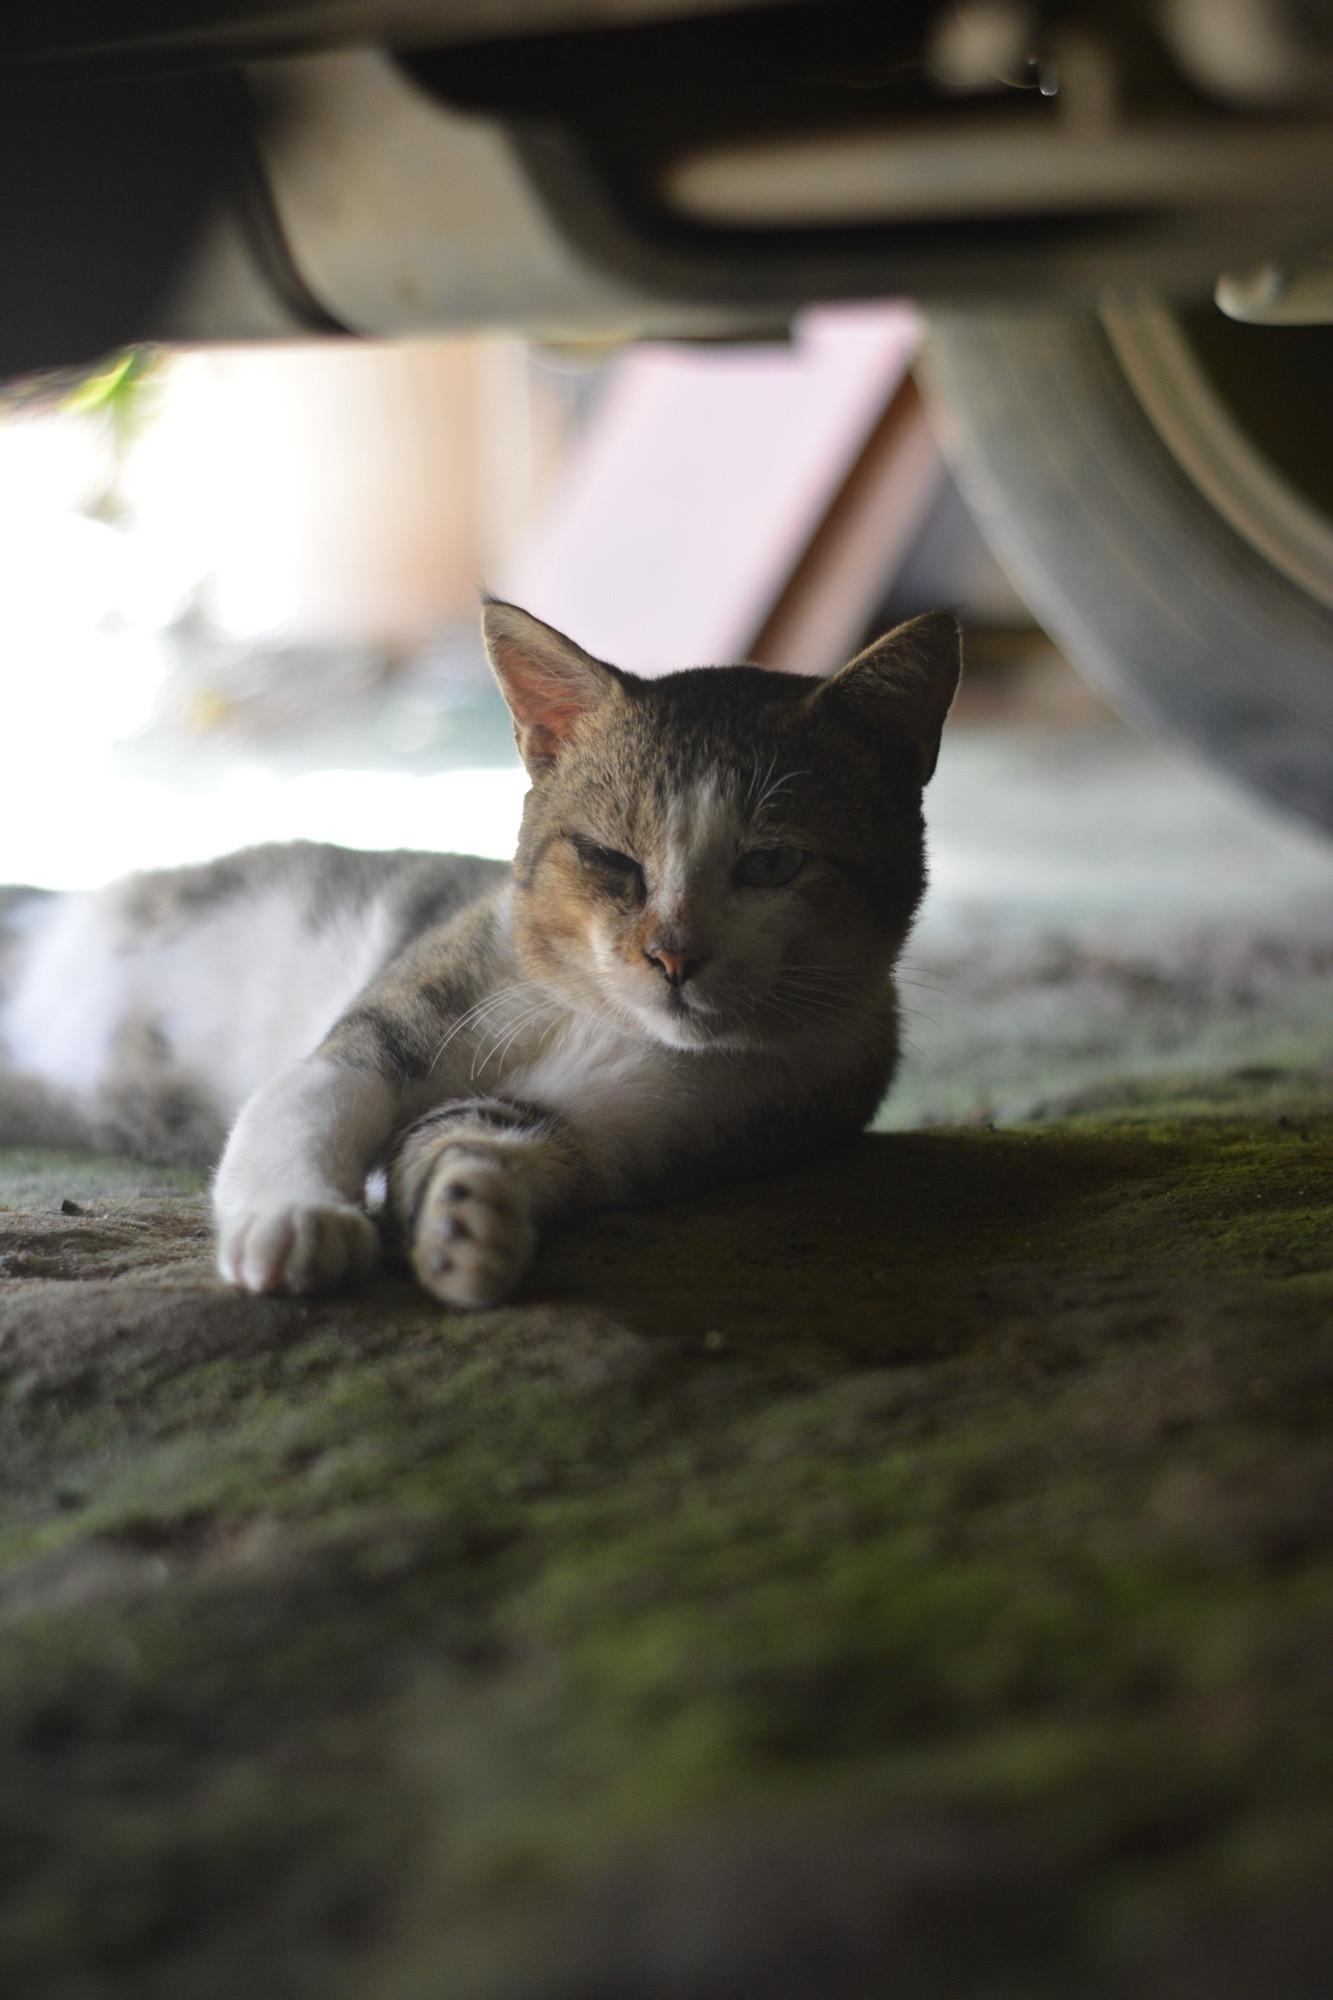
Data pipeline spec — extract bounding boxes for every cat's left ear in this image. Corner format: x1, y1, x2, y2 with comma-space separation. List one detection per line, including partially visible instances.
810, 612, 962, 784
481, 600, 624, 775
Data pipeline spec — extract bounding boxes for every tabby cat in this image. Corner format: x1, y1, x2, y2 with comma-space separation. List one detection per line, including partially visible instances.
0, 603, 960, 1307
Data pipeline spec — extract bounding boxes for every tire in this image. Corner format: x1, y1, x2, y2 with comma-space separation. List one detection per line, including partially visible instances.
922, 304, 1333, 835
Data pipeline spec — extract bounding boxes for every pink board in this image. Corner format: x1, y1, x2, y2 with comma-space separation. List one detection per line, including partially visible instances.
507, 304, 923, 676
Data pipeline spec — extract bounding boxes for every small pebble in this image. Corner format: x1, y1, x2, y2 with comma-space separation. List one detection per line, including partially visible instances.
59, 1199, 83, 1217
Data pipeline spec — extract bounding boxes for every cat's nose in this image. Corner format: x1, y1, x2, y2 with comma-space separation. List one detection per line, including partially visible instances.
645, 943, 705, 988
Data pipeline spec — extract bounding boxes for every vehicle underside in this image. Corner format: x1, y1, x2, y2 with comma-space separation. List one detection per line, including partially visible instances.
7, 0, 1333, 825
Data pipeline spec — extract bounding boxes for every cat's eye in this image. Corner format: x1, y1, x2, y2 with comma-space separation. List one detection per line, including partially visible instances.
575, 840, 644, 888
734, 847, 806, 889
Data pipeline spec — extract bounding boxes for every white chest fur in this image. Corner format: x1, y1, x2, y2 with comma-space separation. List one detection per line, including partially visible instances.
504, 1010, 754, 1196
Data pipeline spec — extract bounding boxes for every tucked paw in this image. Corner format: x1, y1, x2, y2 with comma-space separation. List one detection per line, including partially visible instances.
217, 1204, 379, 1294
412, 1152, 535, 1309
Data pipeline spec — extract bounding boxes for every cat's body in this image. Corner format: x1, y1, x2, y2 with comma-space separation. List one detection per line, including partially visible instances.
0, 604, 960, 1307
0, 845, 509, 1166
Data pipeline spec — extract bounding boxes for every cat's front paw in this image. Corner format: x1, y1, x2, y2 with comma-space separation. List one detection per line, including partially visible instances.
411, 1152, 536, 1309
217, 1203, 379, 1294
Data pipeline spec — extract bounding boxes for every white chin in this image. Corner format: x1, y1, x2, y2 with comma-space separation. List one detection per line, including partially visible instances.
633, 1002, 719, 1050
640, 1004, 760, 1053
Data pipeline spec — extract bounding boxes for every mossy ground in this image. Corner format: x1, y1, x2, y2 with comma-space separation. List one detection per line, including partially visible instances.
1, 1076, 1332, 1997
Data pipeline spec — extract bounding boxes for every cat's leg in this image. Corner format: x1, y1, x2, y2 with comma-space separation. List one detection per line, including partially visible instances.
388, 1098, 595, 1309
214, 1059, 400, 1293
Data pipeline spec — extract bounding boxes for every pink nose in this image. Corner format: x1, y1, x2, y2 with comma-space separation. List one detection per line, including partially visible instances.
645, 943, 704, 988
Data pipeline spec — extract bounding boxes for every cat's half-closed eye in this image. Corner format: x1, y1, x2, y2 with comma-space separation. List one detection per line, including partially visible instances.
812, 610, 962, 784
734, 847, 805, 888
574, 839, 646, 898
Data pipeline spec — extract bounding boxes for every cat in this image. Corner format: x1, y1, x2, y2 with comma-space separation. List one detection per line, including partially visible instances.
0, 602, 960, 1308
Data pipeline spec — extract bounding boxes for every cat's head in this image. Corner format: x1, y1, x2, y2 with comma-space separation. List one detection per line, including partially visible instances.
483, 602, 960, 1053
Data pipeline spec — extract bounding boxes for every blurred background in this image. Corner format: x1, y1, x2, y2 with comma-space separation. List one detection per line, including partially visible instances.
3, 313, 1332, 1120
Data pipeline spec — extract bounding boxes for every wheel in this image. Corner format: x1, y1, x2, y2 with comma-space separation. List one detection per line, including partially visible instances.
922, 301, 1333, 834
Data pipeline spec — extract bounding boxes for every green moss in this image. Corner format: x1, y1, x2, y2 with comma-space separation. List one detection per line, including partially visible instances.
0, 1086, 1331, 1994
0, 1148, 206, 1210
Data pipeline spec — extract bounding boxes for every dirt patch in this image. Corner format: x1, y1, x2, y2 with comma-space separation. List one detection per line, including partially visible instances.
0, 1087, 1331, 1997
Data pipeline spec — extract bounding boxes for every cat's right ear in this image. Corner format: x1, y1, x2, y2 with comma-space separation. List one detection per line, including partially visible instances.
481, 601, 623, 775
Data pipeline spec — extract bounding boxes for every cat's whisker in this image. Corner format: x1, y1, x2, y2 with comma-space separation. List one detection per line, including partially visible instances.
896, 1031, 945, 1079
776, 965, 931, 1017
443, 979, 552, 1056
771, 984, 865, 1014
895, 974, 958, 997
428, 981, 540, 1072
769, 983, 855, 1008
743, 751, 777, 812
759, 986, 892, 1063
749, 987, 870, 1047
750, 765, 808, 825
771, 974, 881, 1017
768, 995, 900, 1055
492, 1006, 560, 1070
773, 964, 875, 991
472, 1001, 559, 1079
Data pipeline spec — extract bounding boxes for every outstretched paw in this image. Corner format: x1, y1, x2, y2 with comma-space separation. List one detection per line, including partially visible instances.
218, 1204, 379, 1294
412, 1152, 535, 1308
